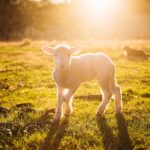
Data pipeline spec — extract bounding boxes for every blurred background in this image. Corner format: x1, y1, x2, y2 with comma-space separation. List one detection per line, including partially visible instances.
0, 0, 150, 41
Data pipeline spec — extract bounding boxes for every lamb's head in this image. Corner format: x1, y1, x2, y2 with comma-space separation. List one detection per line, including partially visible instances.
42, 44, 82, 70
123, 46, 131, 52
123, 46, 131, 56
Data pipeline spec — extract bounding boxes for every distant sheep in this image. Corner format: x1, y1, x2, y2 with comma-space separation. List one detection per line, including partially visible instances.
123, 46, 149, 60
42, 44, 122, 121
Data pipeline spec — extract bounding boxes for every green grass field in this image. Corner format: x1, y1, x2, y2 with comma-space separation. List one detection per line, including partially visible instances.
0, 41, 150, 150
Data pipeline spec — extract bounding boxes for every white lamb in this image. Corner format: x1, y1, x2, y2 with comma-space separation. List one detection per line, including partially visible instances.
42, 44, 122, 121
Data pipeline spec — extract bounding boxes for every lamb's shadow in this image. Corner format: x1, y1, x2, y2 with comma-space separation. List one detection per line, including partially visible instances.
75, 94, 101, 101
41, 117, 69, 150
97, 114, 133, 150
97, 116, 118, 150
115, 114, 133, 150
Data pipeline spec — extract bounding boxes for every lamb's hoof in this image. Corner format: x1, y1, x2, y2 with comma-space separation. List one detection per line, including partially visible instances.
53, 118, 61, 124
54, 114, 62, 123
96, 111, 104, 118
115, 108, 122, 114
64, 109, 73, 116
64, 112, 72, 117
64, 114, 71, 117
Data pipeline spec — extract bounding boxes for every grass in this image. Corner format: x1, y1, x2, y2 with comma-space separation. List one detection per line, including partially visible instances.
0, 41, 150, 150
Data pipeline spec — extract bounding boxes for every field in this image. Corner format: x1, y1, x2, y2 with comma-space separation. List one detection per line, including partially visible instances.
0, 40, 150, 150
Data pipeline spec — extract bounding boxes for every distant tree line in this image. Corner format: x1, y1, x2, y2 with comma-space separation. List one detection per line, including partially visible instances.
0, 0, 34, 40
0, 0, 150, 41
0, 0, 66, 40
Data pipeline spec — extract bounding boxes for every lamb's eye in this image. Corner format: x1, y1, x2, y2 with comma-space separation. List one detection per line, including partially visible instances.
54, 54, 57, 57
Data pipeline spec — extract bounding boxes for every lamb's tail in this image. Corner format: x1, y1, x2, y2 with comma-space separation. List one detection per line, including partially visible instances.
109, 64, 123, 113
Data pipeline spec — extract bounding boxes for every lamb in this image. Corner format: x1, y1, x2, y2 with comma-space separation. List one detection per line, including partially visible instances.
42, 44, 122, 121
123, 46, 149, 60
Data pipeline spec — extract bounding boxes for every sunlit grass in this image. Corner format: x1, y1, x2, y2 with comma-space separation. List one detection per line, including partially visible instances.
0, 40, 150, 149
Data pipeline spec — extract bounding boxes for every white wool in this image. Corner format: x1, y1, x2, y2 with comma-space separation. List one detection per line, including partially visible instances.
53, 53, 114, 88
42, 44, 122, 121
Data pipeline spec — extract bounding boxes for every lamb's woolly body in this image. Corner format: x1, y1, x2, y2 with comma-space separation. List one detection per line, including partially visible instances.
42, 44, 122, 121
53, 53, 115, 89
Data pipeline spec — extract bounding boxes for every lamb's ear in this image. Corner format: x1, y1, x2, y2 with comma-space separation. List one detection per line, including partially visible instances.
41, 46, 54, 55
71, 46, 82, 55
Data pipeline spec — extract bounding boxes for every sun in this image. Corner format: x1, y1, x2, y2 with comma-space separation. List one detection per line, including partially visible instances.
82, 0, 124, 19
75, 0, 126, 37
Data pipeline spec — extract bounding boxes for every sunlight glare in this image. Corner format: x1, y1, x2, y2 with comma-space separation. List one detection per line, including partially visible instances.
76, 0, 126, 38
83, 0, 124, 19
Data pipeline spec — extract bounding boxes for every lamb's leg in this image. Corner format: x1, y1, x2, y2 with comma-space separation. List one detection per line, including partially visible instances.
96, 77, 113, 116
114, 85, 122, 114
96, 88, 112, 116
54, 86, 65, 121
63, 87, 78, 116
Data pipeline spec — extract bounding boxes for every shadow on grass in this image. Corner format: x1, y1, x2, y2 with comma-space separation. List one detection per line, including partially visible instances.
97, 114, 133, 150
41, 117, 69, 150
97, 116, 118, 150
74, 93, 134, 102
75, 94, 101, 100
116, 114, 134, 150
0, 105, 55, 148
